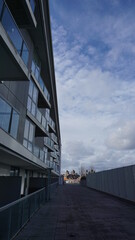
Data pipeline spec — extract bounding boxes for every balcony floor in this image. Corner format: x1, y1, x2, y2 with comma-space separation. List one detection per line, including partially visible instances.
15, 184, 135, 240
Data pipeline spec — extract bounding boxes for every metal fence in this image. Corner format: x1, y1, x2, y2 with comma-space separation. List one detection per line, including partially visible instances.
0, 182, 58, 240
86, 165, 135, 202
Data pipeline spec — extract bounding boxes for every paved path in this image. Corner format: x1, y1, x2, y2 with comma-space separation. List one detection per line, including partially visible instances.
15, 184, 135, 240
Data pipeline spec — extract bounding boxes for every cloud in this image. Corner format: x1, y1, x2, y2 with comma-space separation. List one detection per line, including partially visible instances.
49, 1, 135, 173
106, 121, 135, 150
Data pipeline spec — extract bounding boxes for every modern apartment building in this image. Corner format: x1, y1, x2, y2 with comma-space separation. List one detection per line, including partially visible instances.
0, 0, 61, 206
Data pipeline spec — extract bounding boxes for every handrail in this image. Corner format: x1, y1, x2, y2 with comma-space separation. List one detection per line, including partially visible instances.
0, 186, 45, 212
0, 182, 58, 240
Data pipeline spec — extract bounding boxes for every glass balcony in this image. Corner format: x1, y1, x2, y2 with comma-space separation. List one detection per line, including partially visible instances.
0, 0, 29, 66
54, 144, 59, 151
50, 133, 57, 143
44, 137, 54, 150
49, 117, 55, 131
31, 60, 50, 103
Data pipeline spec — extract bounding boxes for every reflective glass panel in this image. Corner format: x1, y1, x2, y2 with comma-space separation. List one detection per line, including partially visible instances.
36, 109, 41, 123
0, 98, 11, 132
35, 67, 39, 81
39, 77, 44, 91
40, 150, 44, 161
33, 146, 39, 158
29, 123, 34, 142
31, 102, 36, 116
28, 80, 33, 97
10, 110, 19, 139
27, 96, 32, 111
23, 139, 28, 148
31, 61, 36, 74
28, 142, 32, 152
24, 119, 29, 139
2, 7, 22, 54
33, 86, 38, 103
22, 43, 29, 66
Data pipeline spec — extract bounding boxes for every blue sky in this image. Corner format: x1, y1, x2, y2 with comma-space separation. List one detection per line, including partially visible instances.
49, 0, 135, 173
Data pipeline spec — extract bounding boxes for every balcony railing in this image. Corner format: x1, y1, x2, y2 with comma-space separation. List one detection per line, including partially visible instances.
27, 104, 48, 133
54, 144, 59, 151
50, 133, 57, 143
0, 182, 58, 240
0, 0, 29, 66
44, 137, 54, 150
31, 61, 50, 103
49, 117, 55, 131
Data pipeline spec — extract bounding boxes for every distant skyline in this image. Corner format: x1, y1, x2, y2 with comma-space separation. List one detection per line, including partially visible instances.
49, 0, 135, 173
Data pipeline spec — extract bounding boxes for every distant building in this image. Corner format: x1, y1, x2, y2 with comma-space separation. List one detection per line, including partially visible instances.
64, 170, 80, 183
0, 0, 61, 206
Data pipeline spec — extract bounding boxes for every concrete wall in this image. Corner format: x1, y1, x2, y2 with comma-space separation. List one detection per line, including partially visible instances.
86, 165, 135, 202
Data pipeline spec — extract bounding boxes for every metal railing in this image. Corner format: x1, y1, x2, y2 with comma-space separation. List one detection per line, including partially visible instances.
0, 182, 58, 240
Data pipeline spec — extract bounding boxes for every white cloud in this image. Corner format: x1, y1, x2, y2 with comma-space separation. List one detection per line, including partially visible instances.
106, 121, 135, 150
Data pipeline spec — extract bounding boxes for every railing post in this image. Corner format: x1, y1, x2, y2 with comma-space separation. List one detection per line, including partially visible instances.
8, 207, 12, 240
47, 168, 52, 201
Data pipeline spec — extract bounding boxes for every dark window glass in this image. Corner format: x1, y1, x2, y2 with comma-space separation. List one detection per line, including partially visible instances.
0, 98, 11, 131
10, 110, 19, 139
2, 7, 22, 54
0, 0, 3, 17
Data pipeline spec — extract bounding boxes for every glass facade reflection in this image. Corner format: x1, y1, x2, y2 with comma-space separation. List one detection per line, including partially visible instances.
23, 119, 35, 152
0, 98, 19, 139
10, 110, 19, 139
0, 98, 11, 132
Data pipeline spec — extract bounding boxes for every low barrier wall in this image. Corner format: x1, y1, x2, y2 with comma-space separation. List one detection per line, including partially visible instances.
86, 165, 135, 202
0, 182, 58, 240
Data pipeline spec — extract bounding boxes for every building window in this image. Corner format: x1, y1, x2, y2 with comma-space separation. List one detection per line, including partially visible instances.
0, 98, 19, 139
31, 51, 41, 81
10, 110, 19, 139
27, 79, 38, 117
0, 98, 11, 132
10, 166, 20, 176
23, 119, 35, 152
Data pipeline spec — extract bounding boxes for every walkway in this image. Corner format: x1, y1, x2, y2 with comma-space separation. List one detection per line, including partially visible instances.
15, 184, 135, 240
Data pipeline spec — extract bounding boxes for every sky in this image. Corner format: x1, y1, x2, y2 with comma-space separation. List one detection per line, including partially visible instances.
49, 0, 135, 173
